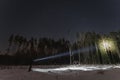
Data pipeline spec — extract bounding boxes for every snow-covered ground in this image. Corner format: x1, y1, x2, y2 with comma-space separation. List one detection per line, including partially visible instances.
32, 65, 120, 73
1, 65, 120, 80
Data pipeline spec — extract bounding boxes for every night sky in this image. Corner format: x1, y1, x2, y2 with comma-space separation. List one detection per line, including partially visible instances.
0, 0, 120, 51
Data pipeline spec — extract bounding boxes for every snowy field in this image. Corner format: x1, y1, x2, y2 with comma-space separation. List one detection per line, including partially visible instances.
1, 65, 120, 80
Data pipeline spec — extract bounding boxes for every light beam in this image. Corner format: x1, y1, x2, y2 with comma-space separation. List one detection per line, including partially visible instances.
33, 46, 95, 62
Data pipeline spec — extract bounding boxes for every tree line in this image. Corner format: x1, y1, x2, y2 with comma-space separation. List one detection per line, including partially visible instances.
1, 34, 70, 65
0, 31, 120, 65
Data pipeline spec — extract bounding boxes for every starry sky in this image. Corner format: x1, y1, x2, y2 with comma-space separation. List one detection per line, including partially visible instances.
0, 0, 120, 51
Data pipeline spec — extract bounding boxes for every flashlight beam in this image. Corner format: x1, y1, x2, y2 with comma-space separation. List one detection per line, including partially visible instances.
33, 46, 95, 62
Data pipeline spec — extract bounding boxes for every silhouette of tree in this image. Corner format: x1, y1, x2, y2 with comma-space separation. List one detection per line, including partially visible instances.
7, 34, 14, 54
3, 31, 120, 65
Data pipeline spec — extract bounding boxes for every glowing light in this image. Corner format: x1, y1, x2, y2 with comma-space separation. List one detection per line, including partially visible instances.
98, 38, 117, 53
102, 40, 112, 51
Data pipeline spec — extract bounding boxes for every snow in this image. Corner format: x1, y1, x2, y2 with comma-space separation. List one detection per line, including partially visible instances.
1, 65, 120, 80
32, 65, 120, 73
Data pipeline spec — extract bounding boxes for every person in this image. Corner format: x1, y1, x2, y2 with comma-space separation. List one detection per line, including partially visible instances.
28, 60, 33, 72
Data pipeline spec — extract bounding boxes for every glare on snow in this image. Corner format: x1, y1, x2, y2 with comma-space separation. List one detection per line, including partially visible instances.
32, 65, 120, 73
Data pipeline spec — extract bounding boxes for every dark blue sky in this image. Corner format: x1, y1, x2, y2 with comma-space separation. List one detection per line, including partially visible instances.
0, 0, 120, 51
